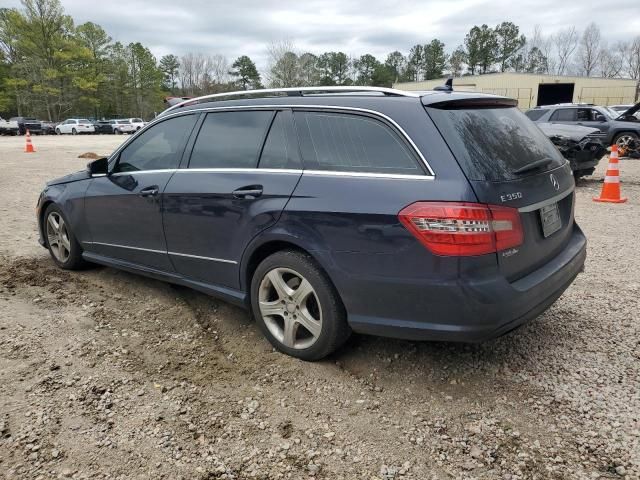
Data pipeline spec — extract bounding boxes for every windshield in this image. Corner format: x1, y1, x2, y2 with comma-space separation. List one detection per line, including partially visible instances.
426, 106, 565, 181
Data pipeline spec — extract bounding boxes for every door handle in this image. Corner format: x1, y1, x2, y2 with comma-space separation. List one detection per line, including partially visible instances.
139, 185, 159, 197
232, 185, 263, 199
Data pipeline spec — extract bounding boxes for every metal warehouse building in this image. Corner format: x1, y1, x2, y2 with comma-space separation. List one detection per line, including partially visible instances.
394, 73, 639, 110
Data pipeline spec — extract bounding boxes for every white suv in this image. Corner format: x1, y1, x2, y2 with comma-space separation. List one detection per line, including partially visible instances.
113, 119, 136, 134
127, 118, 145, 131
56, 119, 95, 135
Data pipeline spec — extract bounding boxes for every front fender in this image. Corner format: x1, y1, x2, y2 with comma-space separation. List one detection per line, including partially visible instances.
36, 180, 92, 248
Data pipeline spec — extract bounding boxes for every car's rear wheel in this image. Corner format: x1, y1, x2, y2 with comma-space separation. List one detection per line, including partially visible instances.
44, 205, 87, 270
251, 250, 350, 361
614, 132, 639, 151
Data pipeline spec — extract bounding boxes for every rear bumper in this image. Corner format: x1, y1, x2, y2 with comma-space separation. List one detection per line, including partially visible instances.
346, 224, 587, 342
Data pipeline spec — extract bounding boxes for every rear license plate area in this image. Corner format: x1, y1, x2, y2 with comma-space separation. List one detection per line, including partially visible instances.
539, 202, 561, 237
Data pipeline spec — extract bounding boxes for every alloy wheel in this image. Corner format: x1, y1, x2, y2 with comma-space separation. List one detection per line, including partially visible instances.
616, 134, 636, 149
46, 212, 71, 263
258, 267, 322, 350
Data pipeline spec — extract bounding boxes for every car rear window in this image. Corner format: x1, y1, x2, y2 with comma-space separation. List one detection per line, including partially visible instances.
426, 106, 565, 181
79, 119, 91, 124
524, 109, 547, 121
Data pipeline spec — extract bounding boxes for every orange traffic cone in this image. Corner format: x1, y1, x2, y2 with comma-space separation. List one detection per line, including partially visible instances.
593, 145, 627, 203
24, 129, 36, 153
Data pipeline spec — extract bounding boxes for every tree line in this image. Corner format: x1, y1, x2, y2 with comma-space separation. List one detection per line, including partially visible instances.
1, 0, 639, 121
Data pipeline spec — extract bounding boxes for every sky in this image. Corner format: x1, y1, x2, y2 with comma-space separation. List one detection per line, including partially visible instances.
5, 0, 640, 70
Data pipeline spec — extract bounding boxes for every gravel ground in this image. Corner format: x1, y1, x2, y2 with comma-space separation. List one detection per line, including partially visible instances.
0, 135, 638, 480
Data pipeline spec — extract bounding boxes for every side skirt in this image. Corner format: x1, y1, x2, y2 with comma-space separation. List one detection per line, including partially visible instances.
82, 252, 248, 308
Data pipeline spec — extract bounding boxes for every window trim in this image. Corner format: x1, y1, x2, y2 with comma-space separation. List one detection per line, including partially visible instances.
257, 109, 302, 170
107, 105, 435, 179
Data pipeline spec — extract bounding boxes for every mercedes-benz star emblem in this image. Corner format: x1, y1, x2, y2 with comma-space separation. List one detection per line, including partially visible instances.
550, 173, 560, 191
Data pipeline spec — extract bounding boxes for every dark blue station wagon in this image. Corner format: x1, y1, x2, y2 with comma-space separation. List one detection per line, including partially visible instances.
37, 87, 587, 360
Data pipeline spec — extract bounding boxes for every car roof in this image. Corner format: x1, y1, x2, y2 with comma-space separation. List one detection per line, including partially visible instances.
159, 86, 515, 119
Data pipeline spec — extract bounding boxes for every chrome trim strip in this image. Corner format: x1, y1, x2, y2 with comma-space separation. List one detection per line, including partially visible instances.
110, 169, 175, 176
518, 187, 573, 213
168, 251, 237, 264
303, 169, 433, 180
108, 167, 431, 180
84, 241, 238, 265
83, 241, 166, 255
109, 105, 435, 178
163, 86, 420, 114
176, 168, 303, 175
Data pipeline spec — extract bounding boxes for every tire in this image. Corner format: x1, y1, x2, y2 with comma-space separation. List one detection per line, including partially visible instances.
43, 204, 87, 270
613, 131, 639, 151
55, 128, 61, 135
250, 250, 350, 361
115, 129, 122, 135
71, 128, 77, 135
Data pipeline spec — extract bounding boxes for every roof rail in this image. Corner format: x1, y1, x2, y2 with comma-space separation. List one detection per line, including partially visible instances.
162, 86, 420, 114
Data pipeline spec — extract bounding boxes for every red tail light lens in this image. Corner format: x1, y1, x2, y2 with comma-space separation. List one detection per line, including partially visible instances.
398, 202, 523, 256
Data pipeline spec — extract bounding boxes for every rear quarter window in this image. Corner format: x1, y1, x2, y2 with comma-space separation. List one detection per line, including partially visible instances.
426, 106, 565, 181
524, 109, 548, 121
294, 111, 424, 175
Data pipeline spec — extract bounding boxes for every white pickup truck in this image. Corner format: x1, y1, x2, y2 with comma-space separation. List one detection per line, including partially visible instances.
0, 117, 19, 135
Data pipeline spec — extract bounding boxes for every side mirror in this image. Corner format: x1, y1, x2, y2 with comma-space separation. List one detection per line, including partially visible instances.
87, 157, 108, 176
595, 114, 606, 122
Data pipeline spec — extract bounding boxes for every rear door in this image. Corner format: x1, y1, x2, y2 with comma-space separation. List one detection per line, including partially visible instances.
426, 102, 576, 280
162, 109, 303, 289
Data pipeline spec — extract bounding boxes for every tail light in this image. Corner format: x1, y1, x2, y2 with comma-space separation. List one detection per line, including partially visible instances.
398, 202, 523, 256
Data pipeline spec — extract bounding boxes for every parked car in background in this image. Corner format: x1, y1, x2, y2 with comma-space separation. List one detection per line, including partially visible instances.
41, 121, 58, 135
55, 119, 95, 135
536, 123, 607, 179
525, 102, 640, 150
37, 86, 587, 360
0, 117, 19, 135
94, 119, 136, 135
127, 118, 145, 131
10, 117, 43, 135
113, 119, 136, 134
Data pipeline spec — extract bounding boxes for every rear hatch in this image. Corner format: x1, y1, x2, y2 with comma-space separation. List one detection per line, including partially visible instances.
425, 97, 575, 281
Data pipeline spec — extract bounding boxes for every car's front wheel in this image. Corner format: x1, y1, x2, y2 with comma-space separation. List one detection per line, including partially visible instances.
55, 128, 61, 135
614, 132, 639, 151
44, 205, 87, 270
251, 250, 350, 361
71, 128, 77, 135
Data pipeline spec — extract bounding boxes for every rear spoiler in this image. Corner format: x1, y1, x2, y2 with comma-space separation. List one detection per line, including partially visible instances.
423, 96, 518, 109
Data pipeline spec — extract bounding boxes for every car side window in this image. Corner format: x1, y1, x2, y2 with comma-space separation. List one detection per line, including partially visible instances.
524, 109, 547, 121
294, 111, 423, 175
549, 109, 576, 121
115, 114, 198, 173
258, 112, 301, 169
189, 111, 273, 169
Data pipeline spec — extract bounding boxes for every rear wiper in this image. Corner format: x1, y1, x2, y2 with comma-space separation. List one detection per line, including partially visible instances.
513, 157, 555, 175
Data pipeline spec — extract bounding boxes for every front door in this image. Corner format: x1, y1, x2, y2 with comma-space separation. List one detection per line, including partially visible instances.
84, 113, 199, 271
163, 109, 302, 289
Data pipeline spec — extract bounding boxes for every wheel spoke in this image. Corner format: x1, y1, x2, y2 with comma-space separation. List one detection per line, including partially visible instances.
259, 300, 285, 317
47, 214, 59, 232
296, 307, 322, 338
292, 278, 313, 304
267, 269, 294, 300
60, 233, 70, 250
282, 317, 298, 347
47, 234, 59, 246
